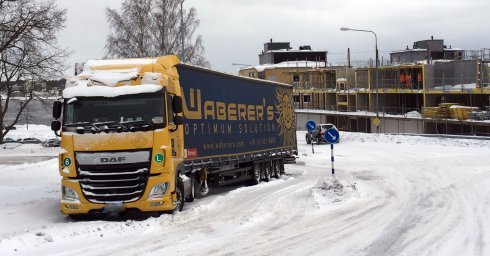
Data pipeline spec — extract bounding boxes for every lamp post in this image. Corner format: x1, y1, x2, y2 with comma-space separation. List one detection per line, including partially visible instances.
340, 27, 380, 132
180, 0, 185, 61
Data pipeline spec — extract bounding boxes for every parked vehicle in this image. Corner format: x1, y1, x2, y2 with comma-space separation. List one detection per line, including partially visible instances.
43, 138, 61, 147
1, 138, 16, 143
305, 123, 338, 144
18, 137, 43, 144
51, 55, 297, 218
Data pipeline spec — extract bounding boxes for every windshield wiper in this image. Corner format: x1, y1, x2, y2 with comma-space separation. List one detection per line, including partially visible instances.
120, 120, 154, 132
93, 121, 128, 133
64, 122, 100, 134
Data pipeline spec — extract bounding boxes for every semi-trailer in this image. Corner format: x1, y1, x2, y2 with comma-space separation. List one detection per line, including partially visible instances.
51, 55, 297, 217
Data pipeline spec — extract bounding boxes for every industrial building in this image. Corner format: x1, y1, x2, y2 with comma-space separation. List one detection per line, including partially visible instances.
239, 39, 490, 136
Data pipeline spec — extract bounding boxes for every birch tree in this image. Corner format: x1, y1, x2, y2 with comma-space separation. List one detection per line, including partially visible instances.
105, 0, 209, 67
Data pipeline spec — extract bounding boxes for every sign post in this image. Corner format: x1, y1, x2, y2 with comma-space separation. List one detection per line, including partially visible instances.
305, 121, 316, 154
323, 128, 340, 176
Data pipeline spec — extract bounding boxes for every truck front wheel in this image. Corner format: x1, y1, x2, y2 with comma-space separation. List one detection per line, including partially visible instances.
172, 178, 185, 213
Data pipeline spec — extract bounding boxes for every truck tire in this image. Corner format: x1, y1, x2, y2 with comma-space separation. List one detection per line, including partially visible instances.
273, 159, 281, 178
172, 178, 184, 213
263, 161, 271, 182
248, 163, 261, 185
193, 173, 208, 199
185, 175, 195, 202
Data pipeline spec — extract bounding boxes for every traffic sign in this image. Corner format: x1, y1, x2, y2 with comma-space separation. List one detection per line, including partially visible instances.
372, 117, 382, 127
306, 120, 316, 132
323, 128, 340, 144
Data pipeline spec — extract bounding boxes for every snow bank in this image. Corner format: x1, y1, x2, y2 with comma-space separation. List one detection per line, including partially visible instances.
311, 176, 359, 207
338, 131, 490, 148
3, 125, 55, 141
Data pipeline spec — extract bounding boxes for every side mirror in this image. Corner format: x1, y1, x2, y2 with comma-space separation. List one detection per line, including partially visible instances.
173, 115, 184, 125
51, 120, 61, 132
172, 96, 183, 113
53, 101, 62, 119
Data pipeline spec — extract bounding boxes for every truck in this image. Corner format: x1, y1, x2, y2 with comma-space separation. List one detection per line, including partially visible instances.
51, 55, 297, 217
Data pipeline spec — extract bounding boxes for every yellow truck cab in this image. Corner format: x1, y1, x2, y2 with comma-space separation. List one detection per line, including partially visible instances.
52, 56, 186, 216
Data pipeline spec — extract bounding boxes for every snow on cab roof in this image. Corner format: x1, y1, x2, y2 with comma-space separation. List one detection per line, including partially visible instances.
63, 80, 162, 98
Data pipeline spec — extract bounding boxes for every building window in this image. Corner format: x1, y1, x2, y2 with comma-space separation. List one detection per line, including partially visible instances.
303, 73, 310, 82
268, 75, 277, 81
303, 95, 311, 103
293, 74, 300, 82
293, 95, 300, 103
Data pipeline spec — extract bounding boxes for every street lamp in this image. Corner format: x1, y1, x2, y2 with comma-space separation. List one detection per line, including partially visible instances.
340, 27, 380, 132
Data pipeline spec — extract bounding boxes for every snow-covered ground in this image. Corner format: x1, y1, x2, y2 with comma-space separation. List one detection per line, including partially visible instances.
1, 128, 489, 256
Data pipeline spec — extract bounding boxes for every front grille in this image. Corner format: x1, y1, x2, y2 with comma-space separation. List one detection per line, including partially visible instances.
77, 155, 150, 204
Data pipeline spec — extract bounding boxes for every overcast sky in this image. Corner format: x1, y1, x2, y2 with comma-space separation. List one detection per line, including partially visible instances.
56, 0, 490, 76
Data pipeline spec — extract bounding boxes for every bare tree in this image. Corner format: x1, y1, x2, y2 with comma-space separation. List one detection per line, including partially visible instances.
0, 0, 69, 143
105, 0, 209, 67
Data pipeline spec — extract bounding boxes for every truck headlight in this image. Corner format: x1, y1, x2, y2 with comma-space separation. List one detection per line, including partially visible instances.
149, 182, 168, 199
62, 186, 79, 200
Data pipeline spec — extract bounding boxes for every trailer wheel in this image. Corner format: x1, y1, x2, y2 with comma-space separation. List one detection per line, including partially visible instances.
263, 161, 271, 182
248, 163, 261, 185
273, 160, 281, 178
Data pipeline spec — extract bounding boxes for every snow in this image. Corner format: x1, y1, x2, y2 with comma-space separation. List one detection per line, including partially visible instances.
406, 110, 422, 118
62, 80, 162, 98
2, 125, 56, 142
1, 127, 490, 255
83, 58, 157, 70
85, 68, 139, 87
252, 61, 327, 72
434, 83, 477, 90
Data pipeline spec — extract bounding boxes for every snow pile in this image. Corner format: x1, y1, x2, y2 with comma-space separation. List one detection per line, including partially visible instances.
406, 111, 422, 118
310, 176, 358, 207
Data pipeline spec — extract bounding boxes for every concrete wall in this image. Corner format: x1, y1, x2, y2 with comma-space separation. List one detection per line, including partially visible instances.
296, 111, 423, 134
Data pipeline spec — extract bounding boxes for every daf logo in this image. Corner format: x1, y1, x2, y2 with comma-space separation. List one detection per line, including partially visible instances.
100, 157, 126, 163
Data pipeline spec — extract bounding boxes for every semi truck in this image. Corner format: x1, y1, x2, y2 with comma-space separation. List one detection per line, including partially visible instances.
51, 55, 297, 217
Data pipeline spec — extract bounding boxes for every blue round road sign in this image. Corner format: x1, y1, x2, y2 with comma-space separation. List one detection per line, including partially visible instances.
323, 128, 340, 144
306, 120, 316, 132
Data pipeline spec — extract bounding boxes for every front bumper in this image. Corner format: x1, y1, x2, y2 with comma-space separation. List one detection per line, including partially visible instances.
60, 175, 176, 214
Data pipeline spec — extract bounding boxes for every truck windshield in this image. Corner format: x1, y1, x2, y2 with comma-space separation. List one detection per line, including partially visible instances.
63, 92, 166, 132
